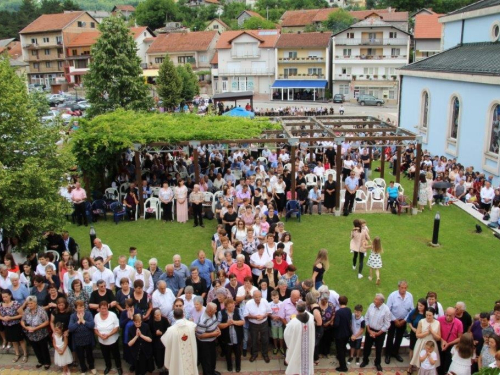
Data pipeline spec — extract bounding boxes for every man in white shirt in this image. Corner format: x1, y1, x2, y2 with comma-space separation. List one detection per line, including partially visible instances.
224, 169, 236, 184
0, 265, 15, 289
35, 253, 56, 276
480, 181, 495, 212
243, 290, 272, 363
132, 260, 154, 295
90, 238, 113, 268
152, 280, 176, 319
92, 257, 115, 290
250, 245, 272, 283
313, 161, 325, 177
112, 255, 134, 288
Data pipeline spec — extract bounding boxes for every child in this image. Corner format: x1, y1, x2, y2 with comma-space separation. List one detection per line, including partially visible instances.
270, 290, 284, 355
260, 218, 270, 237
127, 247, 137, 267
418, 341, 438, 375
82, 271, 93, 295
53, 322, 73, 375
350, 219, 370, 279
35, 253, 55, 276
348, 304, 365, 365
366, 237, 383, 285
359, 219, 371, 242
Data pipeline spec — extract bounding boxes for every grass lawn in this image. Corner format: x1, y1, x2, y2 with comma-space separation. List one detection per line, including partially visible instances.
66, 167, 498, 315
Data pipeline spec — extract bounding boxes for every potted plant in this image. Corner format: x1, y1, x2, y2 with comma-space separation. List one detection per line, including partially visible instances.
374, 75, 378, 79
352, 75, 356, 80
366, 75, 370, 79
359, 75, 364, 78
392, 75, 397, 80
382, 75, 387, 79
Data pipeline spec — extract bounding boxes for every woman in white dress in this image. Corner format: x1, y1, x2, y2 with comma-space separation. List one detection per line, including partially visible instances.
409, 308, 441, 371
174, 179, 188, 223
448, 333, 475, 375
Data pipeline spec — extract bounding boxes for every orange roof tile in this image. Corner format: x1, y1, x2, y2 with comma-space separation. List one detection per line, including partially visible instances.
215, 30, 280, 49
379, 11, 408, 21
7, 41, 22, 58
244, 10, 264, 19
211, 51, 218, 64
147, 31, 218, 53
130, 26, 148, 39
275, 32, 330, 48
280, 9, 319, 27
414, 13, 443, 39
114, 5, 135, 12
66, 31, 101, 47
20, 11, 86, 34
312, 8, 339, 22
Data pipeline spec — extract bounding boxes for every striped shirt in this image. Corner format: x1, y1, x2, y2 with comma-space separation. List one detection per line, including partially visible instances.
364, 302, 391, 332
196, 312, 219, 342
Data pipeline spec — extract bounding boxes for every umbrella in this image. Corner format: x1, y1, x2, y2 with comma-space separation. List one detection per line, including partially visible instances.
222, 107, 255, 119
432, 181, 453, 189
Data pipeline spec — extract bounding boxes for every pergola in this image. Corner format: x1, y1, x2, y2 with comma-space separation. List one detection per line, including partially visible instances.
137, 115, 422, 215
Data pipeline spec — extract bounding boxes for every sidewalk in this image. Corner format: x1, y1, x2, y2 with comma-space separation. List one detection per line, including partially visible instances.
0, 348, 410, 375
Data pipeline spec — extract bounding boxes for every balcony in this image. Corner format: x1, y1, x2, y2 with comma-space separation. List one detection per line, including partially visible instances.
335, 38, 408, 46
339, 74, 398, 81
334, 55, 408, 61
25, 42, 63, 50
278, 74, 325, 79
218, 69, 274, 76
278, 57, 325, 63
230, 53, 260, 59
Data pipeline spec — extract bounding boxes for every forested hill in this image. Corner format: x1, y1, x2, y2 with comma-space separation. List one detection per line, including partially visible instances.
0, 0, 138, 12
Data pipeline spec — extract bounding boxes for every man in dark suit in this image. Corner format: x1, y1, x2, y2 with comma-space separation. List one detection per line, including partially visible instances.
57, 231, 78, 261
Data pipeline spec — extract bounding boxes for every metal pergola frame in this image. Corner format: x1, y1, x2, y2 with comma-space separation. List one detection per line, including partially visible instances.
134, 115, 422, 215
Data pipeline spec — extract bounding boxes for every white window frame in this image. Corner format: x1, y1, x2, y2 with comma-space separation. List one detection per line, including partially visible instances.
490, 21, 500, 42
391, 48, 400, 56
419, 89, 430, 142
343, 48, 351, 57
43, 37, 49, 43
389, 32, 397, 39
482, 101, 500, 175
445, 93, 462, 157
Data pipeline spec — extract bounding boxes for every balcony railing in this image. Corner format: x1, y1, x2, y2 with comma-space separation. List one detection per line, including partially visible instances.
279, 74, 325, 79
230, 53, 261, 59
335, 38, 408, 46
278, 57, 324, 63
218, 69, 274, 76
334, 55, 407, 60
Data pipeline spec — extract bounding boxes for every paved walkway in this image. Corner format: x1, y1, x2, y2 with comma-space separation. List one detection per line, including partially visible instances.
0, 348, 410, 375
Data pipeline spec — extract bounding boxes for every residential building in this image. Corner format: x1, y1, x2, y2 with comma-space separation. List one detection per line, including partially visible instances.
85, 10, 111, 24
398, 0, 500, 184
155, 22, 189, 34
327, 0, 347, 8
279, 8, 409, 33
272, 32, 331, 101
111, 5, 135, 20
237, 10, 264, 27
331, 17, 411, 104
64, 26, 155, 84
19, 11, 99, 86
410, 8, 436, 20
414, 13, 443, 61
146, 31, 219, 93
185, 0, 222, 9
205, 19, 230, 33
212, 29, 279, 96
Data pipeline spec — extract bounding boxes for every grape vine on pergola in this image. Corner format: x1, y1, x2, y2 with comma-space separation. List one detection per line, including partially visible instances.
72, 110, 421, 214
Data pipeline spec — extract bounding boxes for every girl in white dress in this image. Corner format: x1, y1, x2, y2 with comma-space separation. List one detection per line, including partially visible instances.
366, 237, 383, 285
418, 341, 438, 375
52, 323, 72, 375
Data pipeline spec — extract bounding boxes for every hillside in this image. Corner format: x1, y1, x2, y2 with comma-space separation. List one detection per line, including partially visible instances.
0, 0, 139, 12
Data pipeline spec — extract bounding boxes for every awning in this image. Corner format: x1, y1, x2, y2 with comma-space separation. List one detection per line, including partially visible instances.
272, 80, 328, 89
142, 69, 159, 77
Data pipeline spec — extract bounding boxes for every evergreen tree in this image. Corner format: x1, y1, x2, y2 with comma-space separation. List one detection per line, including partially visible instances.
84, 16, 153, 118
324, 9, 356, 33
177, 63, 199, 102
135, 0, 178, 30
157, 55, 182, 109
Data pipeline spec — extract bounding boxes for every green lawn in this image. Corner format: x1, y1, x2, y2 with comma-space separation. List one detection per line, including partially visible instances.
66, 196, 498, 316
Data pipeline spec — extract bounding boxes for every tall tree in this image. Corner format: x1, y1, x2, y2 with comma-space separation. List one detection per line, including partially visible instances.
156, 55, 182, 109
0, 57, 71, 254
135, 0, 179, 30
176, 63, 199, 102
17, 0, 40, 32
324, 8, 356, 33
84, 16, 153, 118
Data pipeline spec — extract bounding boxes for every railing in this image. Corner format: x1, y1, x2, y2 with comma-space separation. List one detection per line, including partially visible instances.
278, 74, 325, 79
335, 38, 408, 46
278, 57, 324, 63
334, 55, 407, 60
231, 53, 260, 59
218, 69, 274, 76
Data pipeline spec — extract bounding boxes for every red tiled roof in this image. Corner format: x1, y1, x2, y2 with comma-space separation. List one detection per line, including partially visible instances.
147, 31, 218, 53
350, 9, 389, 19
66, 31, 100, 47
144, 37, 155, 42
20, 11, 86, 34
312, 8, 339, 22
7, 41, 22, 58
414, 13, 443, 39
280, 9, 320, 27
244, 10, 264, 19
211, 51, 218, 64
275, 32, 330, 48
215, 30, 280, 49
379, 11, 408, 21
114, 5, 135, 12
130, 26, 148, 39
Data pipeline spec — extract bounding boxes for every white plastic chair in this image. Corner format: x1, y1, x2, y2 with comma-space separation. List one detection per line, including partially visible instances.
143, 197, 160, 220
318, 175, 325, 189
46, 250, 60, 262
369, 187, 385, 211
373, 178, 386, 190
202, 192, 214, 211
119, 182, 130, 201
394, 182, 404, 195
364, 181, 377, 191
232, 170, 243, 179
158, 198, 175, 221
151, 187, 161, 197
105, 187, 119, 201
354, 190, 368, 212
179, 171, 188, 179
339, 189, 346, 208
305, 173, 318, 188
257, 156, 268, 165
324, 169, 336, 180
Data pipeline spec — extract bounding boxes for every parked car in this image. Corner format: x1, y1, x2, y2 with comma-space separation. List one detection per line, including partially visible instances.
77, 100, 91, 110
357, 94, 384, 106
47, 94, 65, 105
333, 94, 345, 103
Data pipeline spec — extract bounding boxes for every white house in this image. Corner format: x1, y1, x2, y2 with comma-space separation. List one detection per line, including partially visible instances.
212, 29, 279, 96
398, 0, 500, 183
331, 17, 411, 104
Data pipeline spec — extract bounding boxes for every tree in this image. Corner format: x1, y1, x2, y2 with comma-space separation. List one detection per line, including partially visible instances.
84, 16, 153, 118
135, 0, 179, 30
0, 57, 71, 254
28, 91, 50, 119
156, 55, 182, 109
177, 63, 199, 103
324, 8, 356, 34
242, 17, 276, 30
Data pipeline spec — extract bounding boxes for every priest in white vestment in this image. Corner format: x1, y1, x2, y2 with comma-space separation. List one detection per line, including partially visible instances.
161, 308, 198, 375
284, 302, 315, 375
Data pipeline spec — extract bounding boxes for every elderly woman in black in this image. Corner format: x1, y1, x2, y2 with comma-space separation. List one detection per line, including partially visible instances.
127, 314, 154, 375
21, 295, 51, 369
148, 308, 169, 374
68, 300, 96, 375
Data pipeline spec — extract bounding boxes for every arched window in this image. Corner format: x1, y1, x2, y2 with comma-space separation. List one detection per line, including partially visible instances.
449, 96, 460, 139
421, 91, 429, 128
489, 104, 500, 154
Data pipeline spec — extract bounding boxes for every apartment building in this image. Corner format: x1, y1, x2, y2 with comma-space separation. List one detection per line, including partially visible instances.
19, 11, 98, 86
331, 17, 411, 104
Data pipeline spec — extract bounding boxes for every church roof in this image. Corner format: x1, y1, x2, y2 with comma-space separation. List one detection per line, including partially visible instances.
400, 42, 500, 76
445, 0, 500, 16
